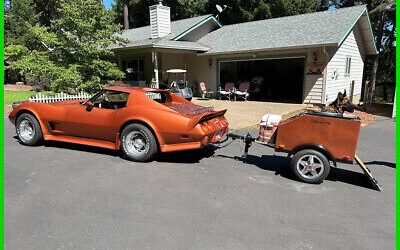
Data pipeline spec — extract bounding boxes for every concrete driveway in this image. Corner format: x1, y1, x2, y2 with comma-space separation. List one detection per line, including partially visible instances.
5, 116, 395, 249
192, 99, 306, 129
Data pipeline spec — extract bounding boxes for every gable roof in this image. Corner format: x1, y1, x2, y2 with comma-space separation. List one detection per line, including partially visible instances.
110, 5, 377, 55
199, 5, 377, 55
110, 14, 216, 51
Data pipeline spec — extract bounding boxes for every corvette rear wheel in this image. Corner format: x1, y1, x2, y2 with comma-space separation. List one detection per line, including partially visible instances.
120, 124, 157, 162
16, 113, 43, 146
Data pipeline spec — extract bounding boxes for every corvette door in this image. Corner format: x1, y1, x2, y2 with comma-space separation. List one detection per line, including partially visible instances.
64, 90, 129, 142
65, 105, 120, 142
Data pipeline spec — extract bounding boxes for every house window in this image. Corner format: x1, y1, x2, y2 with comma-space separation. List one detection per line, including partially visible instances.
344, 56, 351, 77
123, 59, 145, 82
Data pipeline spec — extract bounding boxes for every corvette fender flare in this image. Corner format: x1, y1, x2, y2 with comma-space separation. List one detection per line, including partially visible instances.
290, 144, 334, 161
13, 106, 51, 136
118, 118, 164, 146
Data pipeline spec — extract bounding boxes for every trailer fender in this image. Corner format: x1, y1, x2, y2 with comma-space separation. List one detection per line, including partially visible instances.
290, 144, 334, 162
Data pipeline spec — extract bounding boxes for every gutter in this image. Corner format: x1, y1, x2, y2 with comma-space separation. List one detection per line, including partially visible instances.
197, 42, 338, 56
111, 43, 210, 52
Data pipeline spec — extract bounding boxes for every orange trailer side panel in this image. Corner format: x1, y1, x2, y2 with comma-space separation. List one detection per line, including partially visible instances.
275, 114, 361, 161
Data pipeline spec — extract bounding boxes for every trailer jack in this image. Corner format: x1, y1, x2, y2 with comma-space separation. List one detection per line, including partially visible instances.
226, 133, 255, 157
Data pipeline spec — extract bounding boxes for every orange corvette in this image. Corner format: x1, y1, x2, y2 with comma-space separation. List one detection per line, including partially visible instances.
9, 87, 229, 161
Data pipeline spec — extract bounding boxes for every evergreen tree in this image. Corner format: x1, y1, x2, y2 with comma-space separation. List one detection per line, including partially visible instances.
112, 0, 208, 28
5, 0, 126, 93
5, 0, 39, 47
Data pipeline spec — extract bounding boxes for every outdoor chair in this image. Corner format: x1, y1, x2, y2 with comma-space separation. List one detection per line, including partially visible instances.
234, 81, 250, 101
199, 82, 213, 99
218, 82, 235, 100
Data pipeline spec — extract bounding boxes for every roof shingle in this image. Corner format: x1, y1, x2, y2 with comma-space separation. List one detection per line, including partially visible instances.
110, 5, 373, 54
199, 5, 367, 54
110, 14, 212, 51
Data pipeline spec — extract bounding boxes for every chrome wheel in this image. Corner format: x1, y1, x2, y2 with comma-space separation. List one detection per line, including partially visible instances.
19, 119, 35, 142
124, 130, 149, 156
296, 154, 325, 180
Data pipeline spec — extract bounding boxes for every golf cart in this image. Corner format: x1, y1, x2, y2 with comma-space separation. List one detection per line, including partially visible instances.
164, 69, 193, 101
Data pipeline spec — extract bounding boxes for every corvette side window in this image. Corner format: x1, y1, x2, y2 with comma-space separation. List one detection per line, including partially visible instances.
145, 91, 168, 103
92, 91, 130, 109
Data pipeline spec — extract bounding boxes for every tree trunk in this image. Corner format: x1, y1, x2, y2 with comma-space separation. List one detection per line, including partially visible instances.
123, 2, 129, 30
369, 54, 379, 102
368, 8, 385, 103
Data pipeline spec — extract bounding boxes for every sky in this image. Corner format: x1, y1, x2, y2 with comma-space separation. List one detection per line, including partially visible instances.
102, 1, 337, 10
102, 0, 115, 9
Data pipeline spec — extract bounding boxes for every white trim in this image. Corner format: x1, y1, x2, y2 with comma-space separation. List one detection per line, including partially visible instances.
197, 43, 338, 56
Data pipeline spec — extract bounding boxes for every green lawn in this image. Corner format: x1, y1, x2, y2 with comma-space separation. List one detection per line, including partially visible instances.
4, 90, 52, 106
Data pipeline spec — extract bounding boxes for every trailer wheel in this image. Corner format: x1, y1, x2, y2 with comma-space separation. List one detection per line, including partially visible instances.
291, 149, 330, 184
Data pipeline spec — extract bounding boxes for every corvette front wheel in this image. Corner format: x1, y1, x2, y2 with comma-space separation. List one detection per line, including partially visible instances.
120, 124, 157, 162
16, 113, 43, 146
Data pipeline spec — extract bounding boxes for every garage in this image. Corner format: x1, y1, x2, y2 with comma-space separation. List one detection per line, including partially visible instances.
219, 57, 305, 103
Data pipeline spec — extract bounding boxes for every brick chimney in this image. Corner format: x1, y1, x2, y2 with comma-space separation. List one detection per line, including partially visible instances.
149, 1, 171, 39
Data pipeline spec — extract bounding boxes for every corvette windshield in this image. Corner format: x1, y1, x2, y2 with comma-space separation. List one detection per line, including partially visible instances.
86, 90, 130, 109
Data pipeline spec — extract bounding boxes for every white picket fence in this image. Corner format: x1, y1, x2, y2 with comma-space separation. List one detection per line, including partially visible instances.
29, 92, 92, 103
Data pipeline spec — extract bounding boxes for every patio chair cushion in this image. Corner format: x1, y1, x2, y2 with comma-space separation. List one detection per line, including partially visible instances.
238, 82, 250, 92
199, 82, 212, 94
224, 82, 235, 92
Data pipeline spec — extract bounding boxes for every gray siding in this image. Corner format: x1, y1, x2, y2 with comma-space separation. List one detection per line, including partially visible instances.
304, 75, 324, 103
325, 24, 365, 103
150, 5, 171, 39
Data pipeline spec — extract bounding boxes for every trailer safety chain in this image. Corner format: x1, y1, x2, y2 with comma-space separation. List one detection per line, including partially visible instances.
224, 133, 255, 157
213, 134, 235, 149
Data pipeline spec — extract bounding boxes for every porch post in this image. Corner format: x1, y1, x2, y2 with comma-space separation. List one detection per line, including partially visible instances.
152, 51, 159, 88
392, 90, 396, 118
117, 54, 122, 70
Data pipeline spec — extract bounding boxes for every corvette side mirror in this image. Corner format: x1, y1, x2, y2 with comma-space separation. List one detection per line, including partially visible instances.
85, 101, 94, 111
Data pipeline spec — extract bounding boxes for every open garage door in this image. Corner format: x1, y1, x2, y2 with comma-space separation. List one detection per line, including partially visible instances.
219, 57, 305, 103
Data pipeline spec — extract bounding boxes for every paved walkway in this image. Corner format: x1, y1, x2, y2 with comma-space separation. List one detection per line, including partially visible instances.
192, 99, 307, 129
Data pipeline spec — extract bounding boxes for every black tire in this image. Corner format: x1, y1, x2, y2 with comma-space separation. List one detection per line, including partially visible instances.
16, 113, 43, 146
120, 123, 157, 162
186, 97, 192, 101
291, 149, 330, 184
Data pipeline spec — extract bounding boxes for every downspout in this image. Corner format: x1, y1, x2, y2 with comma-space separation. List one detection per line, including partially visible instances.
322, 46, 329, 105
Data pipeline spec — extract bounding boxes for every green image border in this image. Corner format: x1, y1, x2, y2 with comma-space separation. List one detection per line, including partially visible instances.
396, 1, 399, 249
0, 2, 398, 249
1, 0, 4, 248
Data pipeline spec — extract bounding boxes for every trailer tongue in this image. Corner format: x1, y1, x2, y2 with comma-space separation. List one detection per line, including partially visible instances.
226, 110, 380, 191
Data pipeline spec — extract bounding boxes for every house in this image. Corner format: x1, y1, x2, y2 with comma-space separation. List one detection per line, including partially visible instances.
110, 3, 377, 104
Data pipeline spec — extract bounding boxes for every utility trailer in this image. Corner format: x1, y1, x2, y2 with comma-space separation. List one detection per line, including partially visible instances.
226, 110, 380, 190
